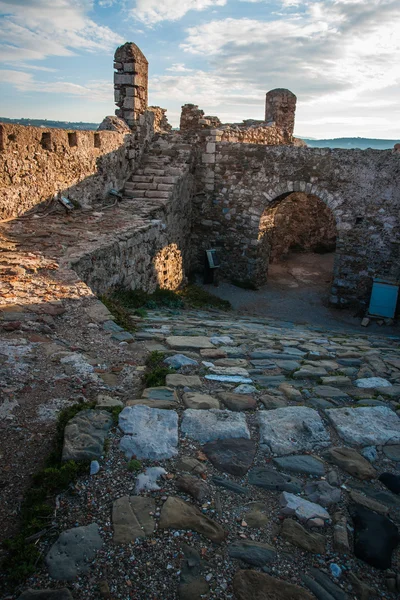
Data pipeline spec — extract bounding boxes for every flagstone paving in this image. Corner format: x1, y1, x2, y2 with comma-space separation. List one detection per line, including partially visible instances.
7, 304, 400, 599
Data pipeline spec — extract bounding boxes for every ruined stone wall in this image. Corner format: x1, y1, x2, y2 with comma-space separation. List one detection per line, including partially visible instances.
148, 107, 172, 133
70, 171, 194, 295
265, 192, 337, 261
0, 111, 155, 219
114, 42, 148, 128
191, 144, 400, 307
180, 104, 222, 131
265, 89, 297, 142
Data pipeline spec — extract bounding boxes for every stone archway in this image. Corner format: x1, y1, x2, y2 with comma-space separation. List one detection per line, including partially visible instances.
251, 183, 342, 304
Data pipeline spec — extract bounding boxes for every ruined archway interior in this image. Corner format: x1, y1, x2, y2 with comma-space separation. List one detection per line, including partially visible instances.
259, 192, 337, 300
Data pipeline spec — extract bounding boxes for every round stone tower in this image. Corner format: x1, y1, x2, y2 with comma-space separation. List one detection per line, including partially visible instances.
265, 89, 297, 142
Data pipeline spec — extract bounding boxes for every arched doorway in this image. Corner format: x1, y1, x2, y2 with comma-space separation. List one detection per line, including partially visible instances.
256, 191, 338, 304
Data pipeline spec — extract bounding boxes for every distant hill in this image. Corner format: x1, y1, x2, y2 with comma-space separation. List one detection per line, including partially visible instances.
0, 117, 98, 131
300, 137, 399, 150
1, 118, 398, 149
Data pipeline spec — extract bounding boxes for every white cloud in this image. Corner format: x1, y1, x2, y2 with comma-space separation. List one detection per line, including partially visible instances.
134, 0, 227, 25
0, 69, 113, 102
165, 63, 193, 72
0, 0, 123, 63
171, 0, 400, 136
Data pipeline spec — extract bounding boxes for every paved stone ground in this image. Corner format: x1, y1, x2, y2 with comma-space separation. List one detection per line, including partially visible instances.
7, 302, 400, 599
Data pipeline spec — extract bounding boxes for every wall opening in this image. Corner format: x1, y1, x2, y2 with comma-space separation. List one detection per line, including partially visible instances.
68, 132, 78, 147
94, 133, 101, 148
40, 132, 52, 151
0, 125, 4, 152
257, 191, 337, 301
8, 133, 16, 142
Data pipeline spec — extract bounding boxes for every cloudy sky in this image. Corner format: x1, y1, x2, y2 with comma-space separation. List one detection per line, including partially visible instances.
0, 0, 399, 138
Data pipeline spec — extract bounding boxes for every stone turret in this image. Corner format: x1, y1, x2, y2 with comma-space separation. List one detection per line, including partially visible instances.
265, 89, 297, 142
114, 42, 148, 129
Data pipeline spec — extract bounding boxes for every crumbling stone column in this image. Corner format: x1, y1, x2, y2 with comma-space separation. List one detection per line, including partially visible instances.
114, 42, 148, 129
265, 89, 297, 141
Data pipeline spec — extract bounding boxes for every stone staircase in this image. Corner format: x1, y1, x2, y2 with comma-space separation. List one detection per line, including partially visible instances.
123, 133, 193, 205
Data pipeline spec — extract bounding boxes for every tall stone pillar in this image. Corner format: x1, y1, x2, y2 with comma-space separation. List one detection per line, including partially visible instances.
265, 89, 297, 141
114, 42, 148, 129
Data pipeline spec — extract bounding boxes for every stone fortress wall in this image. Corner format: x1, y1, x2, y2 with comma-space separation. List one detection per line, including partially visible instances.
1, 41, 399, 310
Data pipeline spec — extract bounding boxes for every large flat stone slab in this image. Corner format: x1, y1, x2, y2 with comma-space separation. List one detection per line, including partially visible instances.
45, 523, 103, 581
119, 405, 178, 460
166, 336, 214, 350
112, 496, 155, 543
233, 570, 314, 600
181, 409, 250, 444
257, 407, 331, 456
203, 438, 256, 476
326, 406, 400, 446
62, 409, 113, 462
273, 455, 325, 477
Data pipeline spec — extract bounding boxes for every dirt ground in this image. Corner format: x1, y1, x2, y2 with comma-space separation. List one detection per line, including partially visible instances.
204, 252, 399, 335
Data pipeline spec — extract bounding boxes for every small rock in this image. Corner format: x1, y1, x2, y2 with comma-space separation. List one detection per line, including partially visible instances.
135, 467, 167, 493
179, 544, 209, 600
166, 374, 202, 387
176, 456, 206, 476
304, 480, 341, 507
176, 474, 210, 502
273, 455, 325, 477
233, 570, 314, 600
330, 563, 342, 578
164, 354, 198, 369
280, 492, 330, 527
349, 490, 389, 515
228, 540, 276, 566
218, 392, 257, 411
323, 447, 377, 480
96, 394, 124, 408
234, 384, 257, 394
350, 504, 400, 569
249, 467, 302, 493
159, 496, 226, 543
333, 512, 350, 554
281, 519, 326, 554
355, 377, 392, 388
90, 460, 100, 475
202, 438, 256, 476
45, 524, 103, 580
183, 392, 220, 409
62, 409, 113, 462
361, 446, 377, 462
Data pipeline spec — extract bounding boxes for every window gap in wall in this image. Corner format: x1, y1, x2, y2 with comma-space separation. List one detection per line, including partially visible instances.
40, 132, 52, 151
0, 125, 4, 152
68, 132, 78, 147
94, 133, 101, 148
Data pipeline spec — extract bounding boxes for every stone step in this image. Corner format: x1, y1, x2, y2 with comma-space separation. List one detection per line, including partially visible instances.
145, 190, 170, 199
143, 168, 166, 176
124, 189, 146, 198
153, 175, 179, 184
131, 182, 158, 191
130, 175, 154, 183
